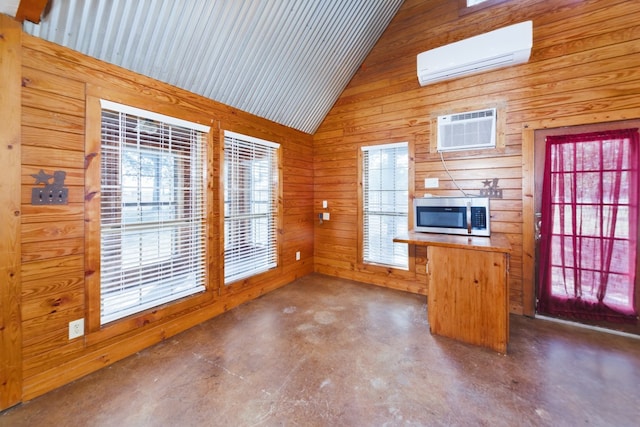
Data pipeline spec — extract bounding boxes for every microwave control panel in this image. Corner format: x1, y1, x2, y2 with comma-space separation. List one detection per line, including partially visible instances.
470, 207, 487, 229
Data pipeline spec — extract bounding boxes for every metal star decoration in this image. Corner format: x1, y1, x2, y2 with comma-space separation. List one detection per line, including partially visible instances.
480, 178, 503, 199
31, 169, 53, 185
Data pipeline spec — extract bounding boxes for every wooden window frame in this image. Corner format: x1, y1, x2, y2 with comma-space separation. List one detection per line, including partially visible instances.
358, 142, 415, 274
221, 130, 283, 288
85, 92, 214, 343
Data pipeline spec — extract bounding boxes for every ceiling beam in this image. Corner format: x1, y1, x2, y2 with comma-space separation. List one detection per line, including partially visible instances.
14, 0, 47, 23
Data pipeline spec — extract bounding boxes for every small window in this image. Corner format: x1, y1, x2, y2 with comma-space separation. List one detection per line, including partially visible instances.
223, 131, 280, 284
459, 0, 509, 15
99, 100, 209, 324
362, 142, 409, 269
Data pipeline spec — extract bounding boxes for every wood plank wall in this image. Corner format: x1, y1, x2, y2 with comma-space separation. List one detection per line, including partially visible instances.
4, 0, 640, 407
3, 31, 314, 406
313, 0, 640, 314
0, 14, 23, 411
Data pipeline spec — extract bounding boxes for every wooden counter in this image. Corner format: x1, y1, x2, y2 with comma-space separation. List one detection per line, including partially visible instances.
394, 231, 512, 253
394, 232, 511, 353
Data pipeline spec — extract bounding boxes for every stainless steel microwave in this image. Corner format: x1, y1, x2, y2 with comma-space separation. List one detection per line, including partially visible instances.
413, 196, 490, 237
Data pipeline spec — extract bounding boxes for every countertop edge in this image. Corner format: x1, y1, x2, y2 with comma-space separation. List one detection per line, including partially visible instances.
394, 231, 512, 253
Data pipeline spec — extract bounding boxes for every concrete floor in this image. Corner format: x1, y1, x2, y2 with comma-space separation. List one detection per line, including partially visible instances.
2, 273, 639, 426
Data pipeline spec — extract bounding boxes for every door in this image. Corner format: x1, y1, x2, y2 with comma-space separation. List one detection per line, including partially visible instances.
534, 125, 640, 334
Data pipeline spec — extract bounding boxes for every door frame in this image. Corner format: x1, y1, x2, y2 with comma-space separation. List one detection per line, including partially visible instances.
0, 15, 23, 411
522, 113, 640, 317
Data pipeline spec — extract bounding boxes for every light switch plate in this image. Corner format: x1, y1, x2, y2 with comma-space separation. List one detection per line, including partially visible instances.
425, 178, 439, 188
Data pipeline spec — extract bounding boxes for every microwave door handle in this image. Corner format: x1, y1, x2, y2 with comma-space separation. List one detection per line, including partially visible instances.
466, 202, 472, 235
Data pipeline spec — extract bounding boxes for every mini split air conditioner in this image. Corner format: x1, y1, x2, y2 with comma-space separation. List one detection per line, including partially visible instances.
417, 21, 532, 86
437, 108, 496, 152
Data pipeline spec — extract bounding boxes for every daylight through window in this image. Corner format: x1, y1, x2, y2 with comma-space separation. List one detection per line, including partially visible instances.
362, 142, 409, 269
99, 100, 209, 324
224, 131, 280, 284
467, 0, 488, 6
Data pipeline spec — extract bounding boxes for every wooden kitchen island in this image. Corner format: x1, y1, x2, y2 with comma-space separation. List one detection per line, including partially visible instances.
394, 232, 512, 353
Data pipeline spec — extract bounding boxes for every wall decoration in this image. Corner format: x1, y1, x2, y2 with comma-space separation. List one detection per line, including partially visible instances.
31, 169, 69, 205
480, 178, 503, 199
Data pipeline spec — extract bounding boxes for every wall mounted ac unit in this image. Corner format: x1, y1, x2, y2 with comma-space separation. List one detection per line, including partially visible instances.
437, 108, 496, 152
417, 21, 532, 86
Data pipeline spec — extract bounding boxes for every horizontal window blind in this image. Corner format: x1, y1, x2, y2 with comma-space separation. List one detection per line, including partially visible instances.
362, 142, 409, 269
100, 101, 208, 324
224, 131, 279, 284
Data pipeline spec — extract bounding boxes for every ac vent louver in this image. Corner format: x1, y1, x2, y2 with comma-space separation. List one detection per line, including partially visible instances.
437, 108, 496, 152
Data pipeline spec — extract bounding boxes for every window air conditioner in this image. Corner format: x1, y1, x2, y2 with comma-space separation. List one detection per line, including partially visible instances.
417, 21, 532, 86
437, 108, 496, 152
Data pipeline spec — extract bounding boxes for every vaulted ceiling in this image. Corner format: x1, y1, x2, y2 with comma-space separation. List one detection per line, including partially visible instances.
3, 0, 404, 134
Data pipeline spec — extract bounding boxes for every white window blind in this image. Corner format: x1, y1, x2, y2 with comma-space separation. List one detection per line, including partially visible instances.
362, 142, 409, 269
224, 131, 280, 284
100, 100, 209, 324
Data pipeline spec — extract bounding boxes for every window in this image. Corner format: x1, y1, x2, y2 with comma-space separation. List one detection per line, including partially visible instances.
459, 0, 509, 15
100, 100, 209, 324
223, 131, 280, 284
362, 142, 409, 269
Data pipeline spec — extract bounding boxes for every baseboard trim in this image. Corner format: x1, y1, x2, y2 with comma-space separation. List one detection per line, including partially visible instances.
535, 314, 639, 340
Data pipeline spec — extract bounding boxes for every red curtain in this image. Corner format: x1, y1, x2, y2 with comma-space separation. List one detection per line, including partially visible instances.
537, 128, 639, 323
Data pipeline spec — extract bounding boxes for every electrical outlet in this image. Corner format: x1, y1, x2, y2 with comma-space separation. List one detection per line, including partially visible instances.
296, 251, 301, 261
69, 318, 84, 340
322, 212, 330, 220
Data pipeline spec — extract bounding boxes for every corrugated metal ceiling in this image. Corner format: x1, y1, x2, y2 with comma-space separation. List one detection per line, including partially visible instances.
21, 0, 404, 134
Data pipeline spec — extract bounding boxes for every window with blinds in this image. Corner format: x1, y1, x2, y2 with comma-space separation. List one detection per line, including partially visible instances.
223, 131, 280, 284
99, 100, 209, 325
362, 142, 409, 269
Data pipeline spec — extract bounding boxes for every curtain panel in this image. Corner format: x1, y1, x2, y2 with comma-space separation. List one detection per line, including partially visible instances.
537, 128, 639, 323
